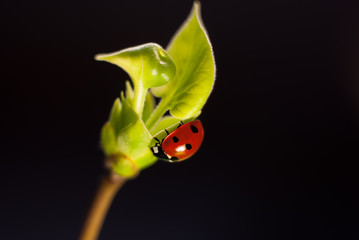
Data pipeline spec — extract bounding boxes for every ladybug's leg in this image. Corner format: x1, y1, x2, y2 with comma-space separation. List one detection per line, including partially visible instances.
165, 129, 169, 136
154, 137, 163, 145
177, 121, 184, 128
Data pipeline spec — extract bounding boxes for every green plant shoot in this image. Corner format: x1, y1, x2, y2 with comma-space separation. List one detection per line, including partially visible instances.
96, 2, 215, 178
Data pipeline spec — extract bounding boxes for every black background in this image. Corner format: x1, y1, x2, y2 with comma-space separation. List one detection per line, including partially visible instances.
1, 0, 359, 239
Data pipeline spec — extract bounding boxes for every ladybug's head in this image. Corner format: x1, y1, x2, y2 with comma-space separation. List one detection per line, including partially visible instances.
151, 145, 167, 159
151, 145, 179, 162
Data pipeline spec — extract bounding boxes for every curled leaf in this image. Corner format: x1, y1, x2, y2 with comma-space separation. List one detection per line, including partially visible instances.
95, 43, 176, 89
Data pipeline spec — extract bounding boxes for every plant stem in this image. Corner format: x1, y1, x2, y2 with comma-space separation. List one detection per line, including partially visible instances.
79, 172, 126, 240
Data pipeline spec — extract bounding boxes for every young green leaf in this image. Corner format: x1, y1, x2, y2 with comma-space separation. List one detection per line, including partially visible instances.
96, 43, 176, 89
149, 111, 200, 136
149, 115, 181, 136
125, 81, 134, 105
109, 96, 138, 137
116, 119, 152, 160
142, 91, 155, 123
109, 98, 122, 135
102, 97, 157, 177
96, 43, 176, 115
134, 149, 157, 170
107, 153, 139, 178
101, 122, 118, 156
150, 2, 215, 123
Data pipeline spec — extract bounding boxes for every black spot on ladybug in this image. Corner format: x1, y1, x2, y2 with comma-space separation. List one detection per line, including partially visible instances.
185, 143, 192, 150
171, 156, 179, 161
173, 136, 179, 143
190, 125, 198, 133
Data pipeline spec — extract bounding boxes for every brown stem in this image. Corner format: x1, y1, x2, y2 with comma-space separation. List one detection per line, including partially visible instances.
79, 172, 127, 240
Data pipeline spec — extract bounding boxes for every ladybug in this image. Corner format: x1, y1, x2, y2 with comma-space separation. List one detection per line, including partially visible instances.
151, 120, 204, 162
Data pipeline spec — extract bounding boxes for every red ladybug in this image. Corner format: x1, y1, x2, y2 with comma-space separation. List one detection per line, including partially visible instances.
151, 120, 204, 162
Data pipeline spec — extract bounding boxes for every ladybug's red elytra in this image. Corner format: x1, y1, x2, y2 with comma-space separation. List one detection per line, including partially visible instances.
151, 120, 204, 162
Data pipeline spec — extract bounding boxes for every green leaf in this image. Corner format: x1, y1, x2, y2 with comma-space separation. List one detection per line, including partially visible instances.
103, 95, 156, 177
151, 2, 215, 120
116, 119, 152, 160
150, 111, 202, 136
135, 149, 157, 170
108, 153, 139, 178
125, 81, 134, 105
95, 43, 176, 89
142, 90, 155, 123
149, 115, 180, 136
109, 98, 121, 135
107, 119, 155, 177
109, 96, 138, 136
96, 43, 176, 115
101, 122, 118, 156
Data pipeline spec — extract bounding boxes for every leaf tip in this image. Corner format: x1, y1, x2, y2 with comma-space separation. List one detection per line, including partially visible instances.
113, 97, 121, 107
193, 1, 201, 11
94, 53, 105, 61
192, 1, 202, 20
94, 51, 121, 62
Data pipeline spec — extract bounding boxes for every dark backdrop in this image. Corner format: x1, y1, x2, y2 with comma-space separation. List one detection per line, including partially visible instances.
1, 0, 359, 239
